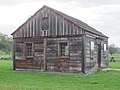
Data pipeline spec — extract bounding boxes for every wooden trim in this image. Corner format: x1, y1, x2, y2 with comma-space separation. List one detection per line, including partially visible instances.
57, 41, 70, 58
13, 34, 83, 39
56, 14, 58, 35
25, 42, 34, 58
44, 38, 47, 71
63, 17, 65, 35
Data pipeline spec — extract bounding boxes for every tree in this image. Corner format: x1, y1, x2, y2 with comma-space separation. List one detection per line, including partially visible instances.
109, 43, 117, 55
0, 33, 13, 54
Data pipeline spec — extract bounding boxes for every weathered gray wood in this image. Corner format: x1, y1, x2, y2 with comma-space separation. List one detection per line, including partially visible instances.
81, 34, 86, 73
44, 38, 47, 71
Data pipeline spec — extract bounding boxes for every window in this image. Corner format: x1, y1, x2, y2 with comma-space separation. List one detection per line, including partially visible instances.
41, 17, 49, 36
15, 43, 24, 59
42, 30, 48, 36
104, 44, 107, 51
90, 41, 94, 59
26, 43, 33, 57
59, 42, 69, 57
41, 17, 49, 30
103, 44, 107, 57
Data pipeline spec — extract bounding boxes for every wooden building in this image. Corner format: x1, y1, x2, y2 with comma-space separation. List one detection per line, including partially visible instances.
11, 5, 109, 73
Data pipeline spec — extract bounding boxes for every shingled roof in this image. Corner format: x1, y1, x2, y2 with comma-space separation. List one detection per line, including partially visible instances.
45, 5, 107, 37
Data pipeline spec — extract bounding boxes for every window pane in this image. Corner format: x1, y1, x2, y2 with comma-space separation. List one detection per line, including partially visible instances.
90, 41, 94, 58
65, 46, 69, 55
104, 44, 107, 51
26, 43, 33, 57
91, 41, 94, 50
59, 42, 68, 56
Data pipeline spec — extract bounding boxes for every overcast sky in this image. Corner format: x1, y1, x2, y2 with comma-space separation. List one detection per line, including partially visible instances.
0, 0, 120, 47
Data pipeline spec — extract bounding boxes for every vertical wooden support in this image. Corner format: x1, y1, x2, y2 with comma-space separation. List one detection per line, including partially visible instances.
63, 17, 64, 35
66, 21, 68, 35
56, 14, 57, 35
107, 38, 109, 66
44, 38, 47, 71
13, 40, 16, 70
81, 34, 86, 73
98, 41, 101, 68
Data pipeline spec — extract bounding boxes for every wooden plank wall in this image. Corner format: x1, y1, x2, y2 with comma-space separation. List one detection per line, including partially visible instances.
85, 36, 98, 71
14, 38, 44, 70
101, 38, 109, 67
85, 31, 109, 73
46, 37, 82, 72
13, 7, 83, 38
14, 36, 82, 73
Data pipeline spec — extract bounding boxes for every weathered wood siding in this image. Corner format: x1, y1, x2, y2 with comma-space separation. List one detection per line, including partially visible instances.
101, 38, 109, 67
46, 37, 82, 72
13, 7, 83, 38
14, 36, 82, 72
85, 33, 98, 72
14, 38, 44, 70
84, 31, 109, 73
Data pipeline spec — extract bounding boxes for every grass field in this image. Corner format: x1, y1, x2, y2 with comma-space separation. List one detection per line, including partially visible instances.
0, 60, 120, 90
109, 54, 120, 68
109, 62, 120, 68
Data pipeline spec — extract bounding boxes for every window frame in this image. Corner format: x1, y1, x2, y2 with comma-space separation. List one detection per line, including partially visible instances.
58, 42, 69, 58
90, 41, 95, 59
103, 44, 107, 58
25, 42, 34, 58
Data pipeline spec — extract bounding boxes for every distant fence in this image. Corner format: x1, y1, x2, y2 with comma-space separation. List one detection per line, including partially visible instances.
110, 58, 120, 62
0, 57, 12, 60
114, 60, 120, 62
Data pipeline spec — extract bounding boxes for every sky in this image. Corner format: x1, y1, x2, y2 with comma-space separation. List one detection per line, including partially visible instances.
0, 0, 120, 47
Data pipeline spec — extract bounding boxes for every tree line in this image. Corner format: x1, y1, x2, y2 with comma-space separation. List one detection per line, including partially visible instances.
109, 43, 120, 55
0, 33, 13, 54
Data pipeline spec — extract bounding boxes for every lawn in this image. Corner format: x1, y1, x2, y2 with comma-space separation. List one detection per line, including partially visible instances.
109, 62, 120, 68
0, 52, 12, 60
109, 54, 120, 68
0, 60, 120, 90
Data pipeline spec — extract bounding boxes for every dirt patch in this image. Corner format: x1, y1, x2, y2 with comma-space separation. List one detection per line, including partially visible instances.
102, 68, 120, 71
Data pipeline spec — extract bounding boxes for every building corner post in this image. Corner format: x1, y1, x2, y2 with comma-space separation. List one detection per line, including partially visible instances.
81, 34, 86, 73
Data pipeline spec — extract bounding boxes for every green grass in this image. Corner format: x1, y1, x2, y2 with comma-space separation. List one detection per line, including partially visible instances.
109, 62, 120, 68
109, 54, 120, 68
0, 60, 120, 90
0, 52, 12, 59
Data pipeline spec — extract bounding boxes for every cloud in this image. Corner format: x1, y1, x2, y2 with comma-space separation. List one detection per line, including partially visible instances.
0, 0, 40, 6
52, 0, 120, 8
1, 0, 120, 7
